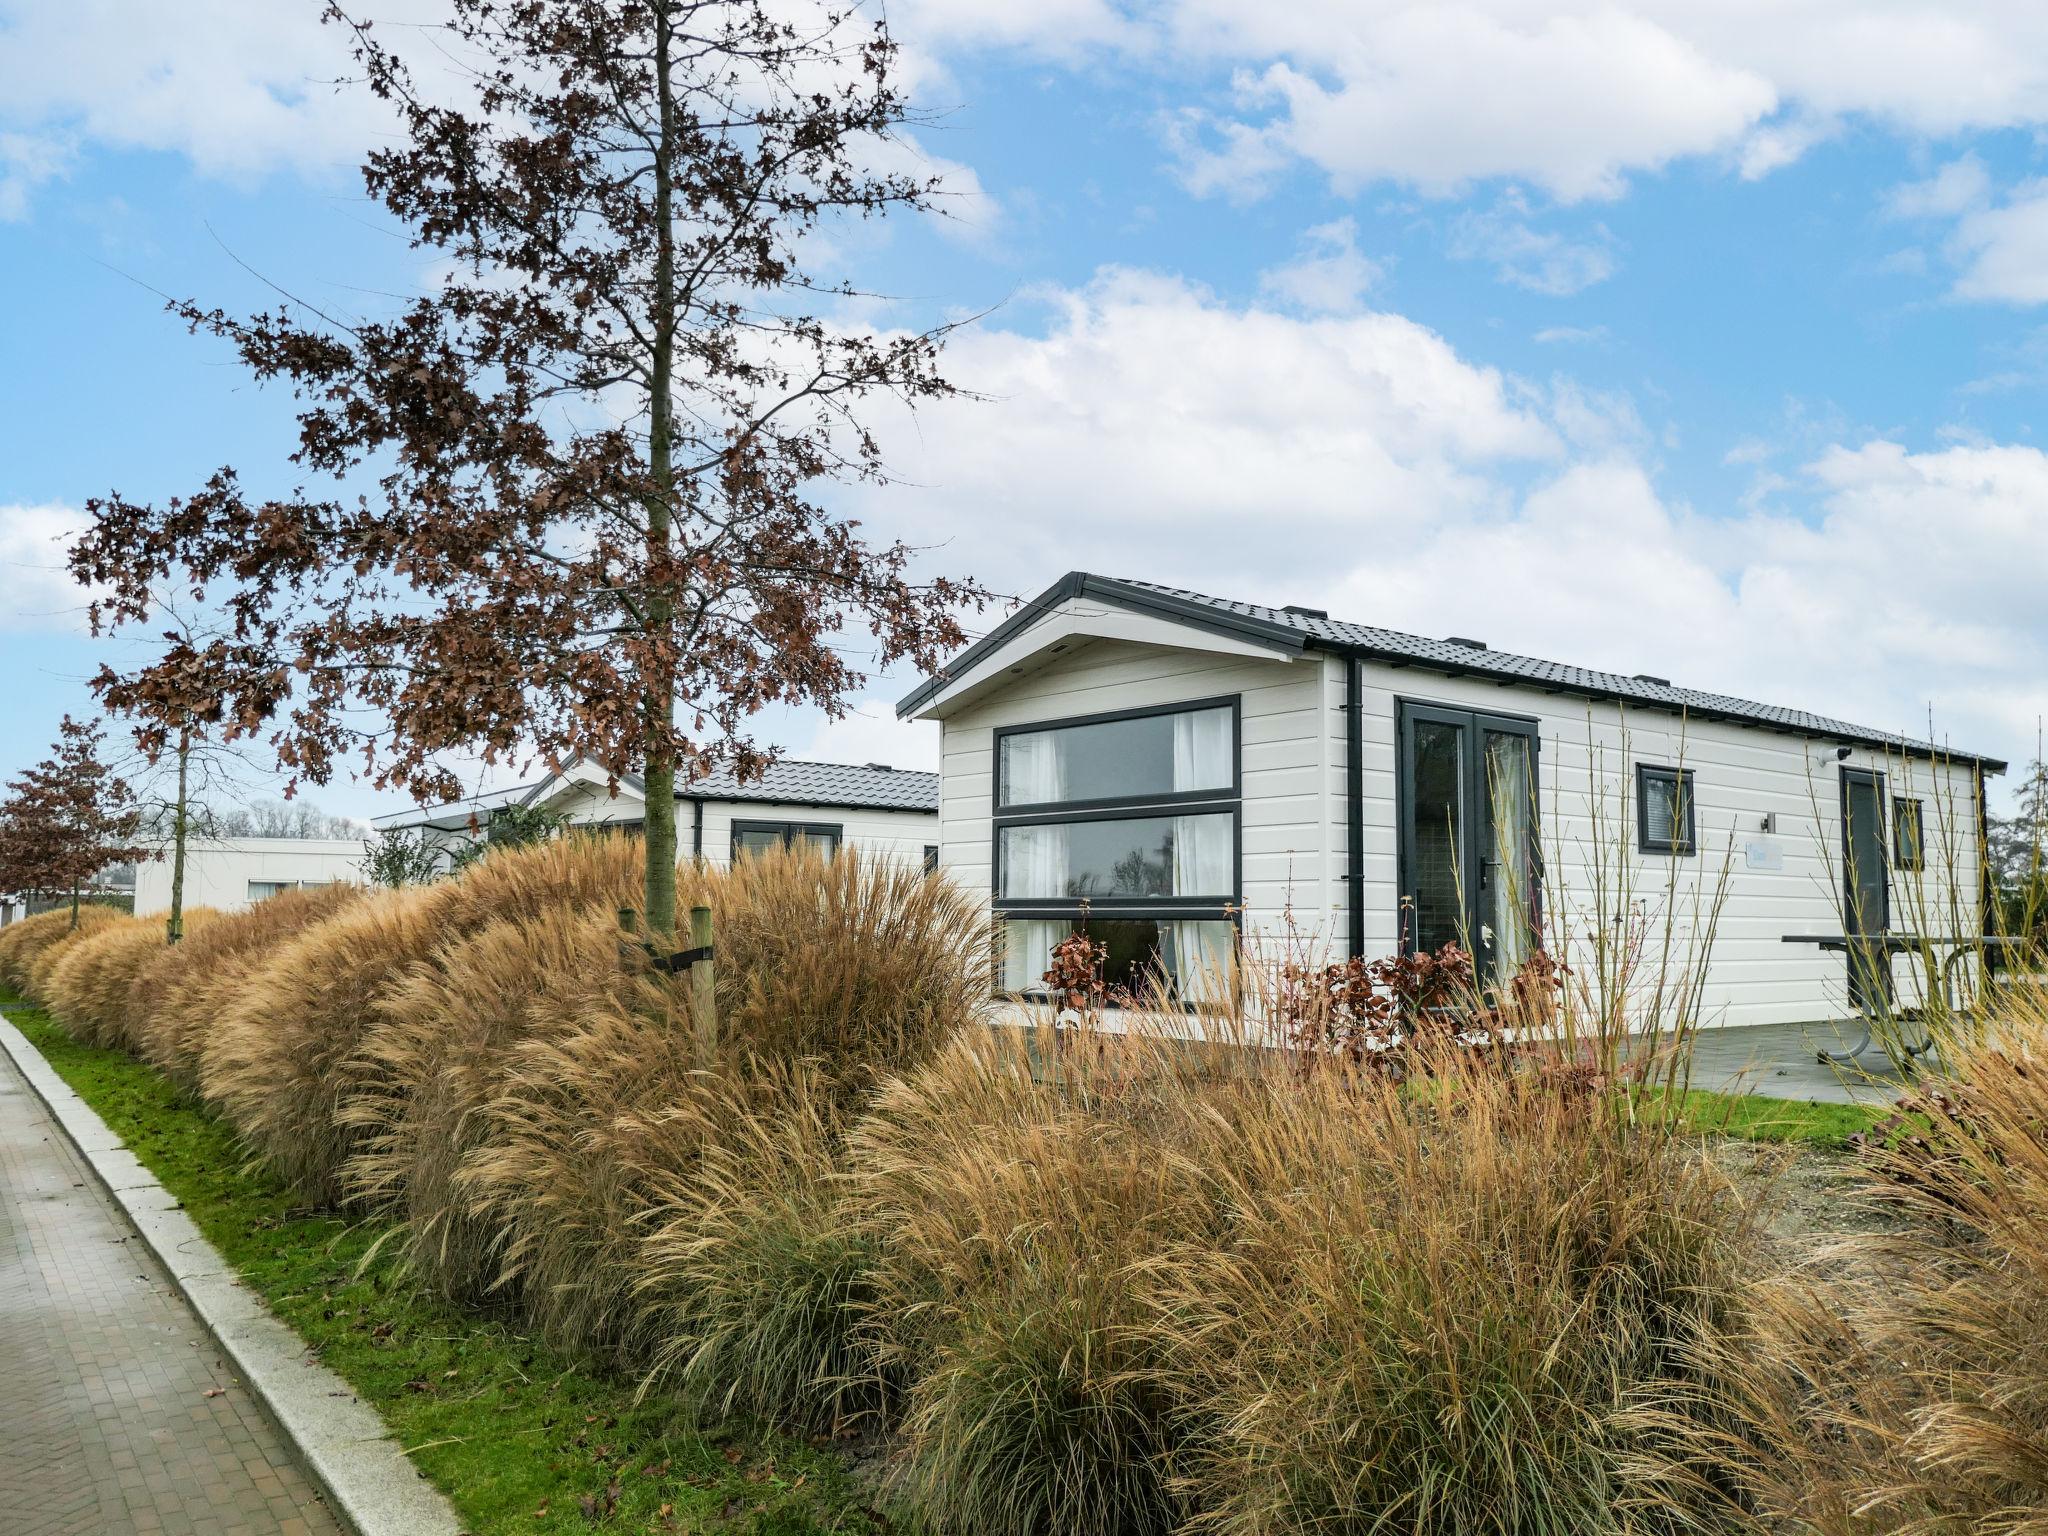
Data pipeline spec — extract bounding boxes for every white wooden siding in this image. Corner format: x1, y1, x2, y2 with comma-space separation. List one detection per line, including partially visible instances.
938, 638, 1986, 1031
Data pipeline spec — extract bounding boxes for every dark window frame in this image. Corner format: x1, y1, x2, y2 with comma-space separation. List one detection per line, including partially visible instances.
923, 844, 939, 874
1393, 697, 1543, 971
1892, 795, 1925, 872
993, 694, 1242, 817
729, 818, 843, 861
1635, 763, 1697, 856
991, 695, 1243, 997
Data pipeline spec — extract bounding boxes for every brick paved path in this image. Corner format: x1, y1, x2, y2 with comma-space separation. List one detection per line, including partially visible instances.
0, 1046, 344, 1536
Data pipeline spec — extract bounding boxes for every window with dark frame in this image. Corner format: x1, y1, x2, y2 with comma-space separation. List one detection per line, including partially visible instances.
1636, 764, 1696, 855
1892, 796, 1925, 871
729, 819, 842, 862
992, 697, 1241, 1000
923, 844, 939, 874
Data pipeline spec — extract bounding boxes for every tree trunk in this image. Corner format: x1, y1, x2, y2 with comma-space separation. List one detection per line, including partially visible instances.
166, 723, 190, 945
69, 883, 79, 930
640, 2, 681, 940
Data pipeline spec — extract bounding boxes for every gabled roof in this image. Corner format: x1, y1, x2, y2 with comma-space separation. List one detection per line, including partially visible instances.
531, 757, 939, 814
899, 572, 2006, 773
677, 759, 939, 813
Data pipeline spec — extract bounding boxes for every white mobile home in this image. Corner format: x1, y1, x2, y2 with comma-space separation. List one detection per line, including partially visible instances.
377, 757, 939, 872
898, 572, 2004, 1030
131, 837, 365, 916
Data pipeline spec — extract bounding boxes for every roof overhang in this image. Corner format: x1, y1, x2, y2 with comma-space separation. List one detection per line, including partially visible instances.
898, 573, 1306, 721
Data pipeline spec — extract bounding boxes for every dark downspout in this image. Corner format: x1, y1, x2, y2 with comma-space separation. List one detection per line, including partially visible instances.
690, 795, 704, 861
1345, 655, 1365, 959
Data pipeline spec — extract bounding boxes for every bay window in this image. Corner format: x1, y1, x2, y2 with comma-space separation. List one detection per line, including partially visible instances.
993, 698, 1239, 998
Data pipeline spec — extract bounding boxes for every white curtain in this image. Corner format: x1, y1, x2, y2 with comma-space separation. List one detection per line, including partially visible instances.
1487, 736, 1533, 973
1166, 919, 1233, 1001
1171, 813, 1232, 897
1002, 919, 1068, 993
1002, 824, 1070, 899
1173, 707, 1232, 793
1002, 730, 1065, 805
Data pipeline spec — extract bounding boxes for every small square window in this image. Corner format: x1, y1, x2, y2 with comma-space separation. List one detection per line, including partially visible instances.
1892, 796, 1925, 871
1637, 764, 1696, 855
923, 844, 940, 874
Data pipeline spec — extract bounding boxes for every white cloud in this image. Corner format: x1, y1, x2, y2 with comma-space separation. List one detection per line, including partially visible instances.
860, 266, 1560, 588
0, 130, 68, 220
920, 3, 2048, 203
795, 695, 941, 773
0, 1, 429, 205
1447, 199, 1618, 294
1256, 218, 1381, 314
1533, 324, 1610, 345
1950, 182, 2048, 305
1886, 154, 1991, 219
0, 503, 94, 630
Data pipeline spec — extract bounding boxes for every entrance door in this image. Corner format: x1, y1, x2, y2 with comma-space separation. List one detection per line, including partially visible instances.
1840, 767, 1891, 1011
1396, 702, 1539, 981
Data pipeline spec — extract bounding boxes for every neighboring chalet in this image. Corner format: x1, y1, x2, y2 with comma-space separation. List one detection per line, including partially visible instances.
898, 572, 2005, 1030
131, 837, 365, 915
376, 757, 940, 872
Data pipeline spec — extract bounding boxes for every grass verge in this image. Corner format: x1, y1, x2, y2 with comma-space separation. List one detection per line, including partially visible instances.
0, 992, 891, 1536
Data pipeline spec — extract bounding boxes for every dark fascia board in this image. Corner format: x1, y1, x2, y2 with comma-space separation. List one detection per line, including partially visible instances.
895, 572, 1308, 718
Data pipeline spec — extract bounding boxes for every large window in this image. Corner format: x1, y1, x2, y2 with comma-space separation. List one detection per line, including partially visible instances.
730, 820, 841, 861
1636, 764, 1696, 856
994, 698, 1239, 998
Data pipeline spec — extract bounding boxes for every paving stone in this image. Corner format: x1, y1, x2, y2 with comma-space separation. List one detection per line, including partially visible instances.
0, 1047, 344, 1535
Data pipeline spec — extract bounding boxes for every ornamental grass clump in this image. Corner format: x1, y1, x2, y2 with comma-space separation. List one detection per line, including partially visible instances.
847, 1025, 1224, 1536
463, 844, 991, 1365
832, 1003, 1753, 1536
691, 842, 994, 1105
1632, 988, 2048, 1535
41, 910, 219, 1051
340, 904, 632, 1303
199, 834, 643, 1205
1155, 1042, 1750, 1536
630, 1063, 879, 1434
131, 881, 365, 1091
0, 902, 125, 999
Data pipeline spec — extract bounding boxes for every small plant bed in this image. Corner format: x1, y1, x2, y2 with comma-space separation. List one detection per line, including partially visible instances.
2, 994, 892, 1536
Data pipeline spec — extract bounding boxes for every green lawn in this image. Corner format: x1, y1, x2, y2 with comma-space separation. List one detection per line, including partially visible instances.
1669, 1087, 1884, 1147
0, 994, 892, 1536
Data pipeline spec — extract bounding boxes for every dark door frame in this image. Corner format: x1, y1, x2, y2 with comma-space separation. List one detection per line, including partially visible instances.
1394, 697, 1541, 976
1839, 764, 1890, 1009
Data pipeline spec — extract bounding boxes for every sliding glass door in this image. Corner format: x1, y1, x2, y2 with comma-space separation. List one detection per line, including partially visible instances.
1396, 701, 1539, 982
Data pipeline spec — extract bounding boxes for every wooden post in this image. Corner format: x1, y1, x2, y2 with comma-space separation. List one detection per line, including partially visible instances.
690, 903, 716, 1065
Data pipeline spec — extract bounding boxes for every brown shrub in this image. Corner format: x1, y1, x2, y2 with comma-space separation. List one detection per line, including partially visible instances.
200, 835, 644, 1205
42, 911, 220, 1050
132, 883, 366, 1092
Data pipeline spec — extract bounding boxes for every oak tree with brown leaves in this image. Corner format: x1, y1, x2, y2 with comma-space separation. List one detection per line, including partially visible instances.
71, 0, 981, 936
0, 716, 149, 930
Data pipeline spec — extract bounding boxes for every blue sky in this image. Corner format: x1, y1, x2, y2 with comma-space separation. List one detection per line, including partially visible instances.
5, 1, 2048, 820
